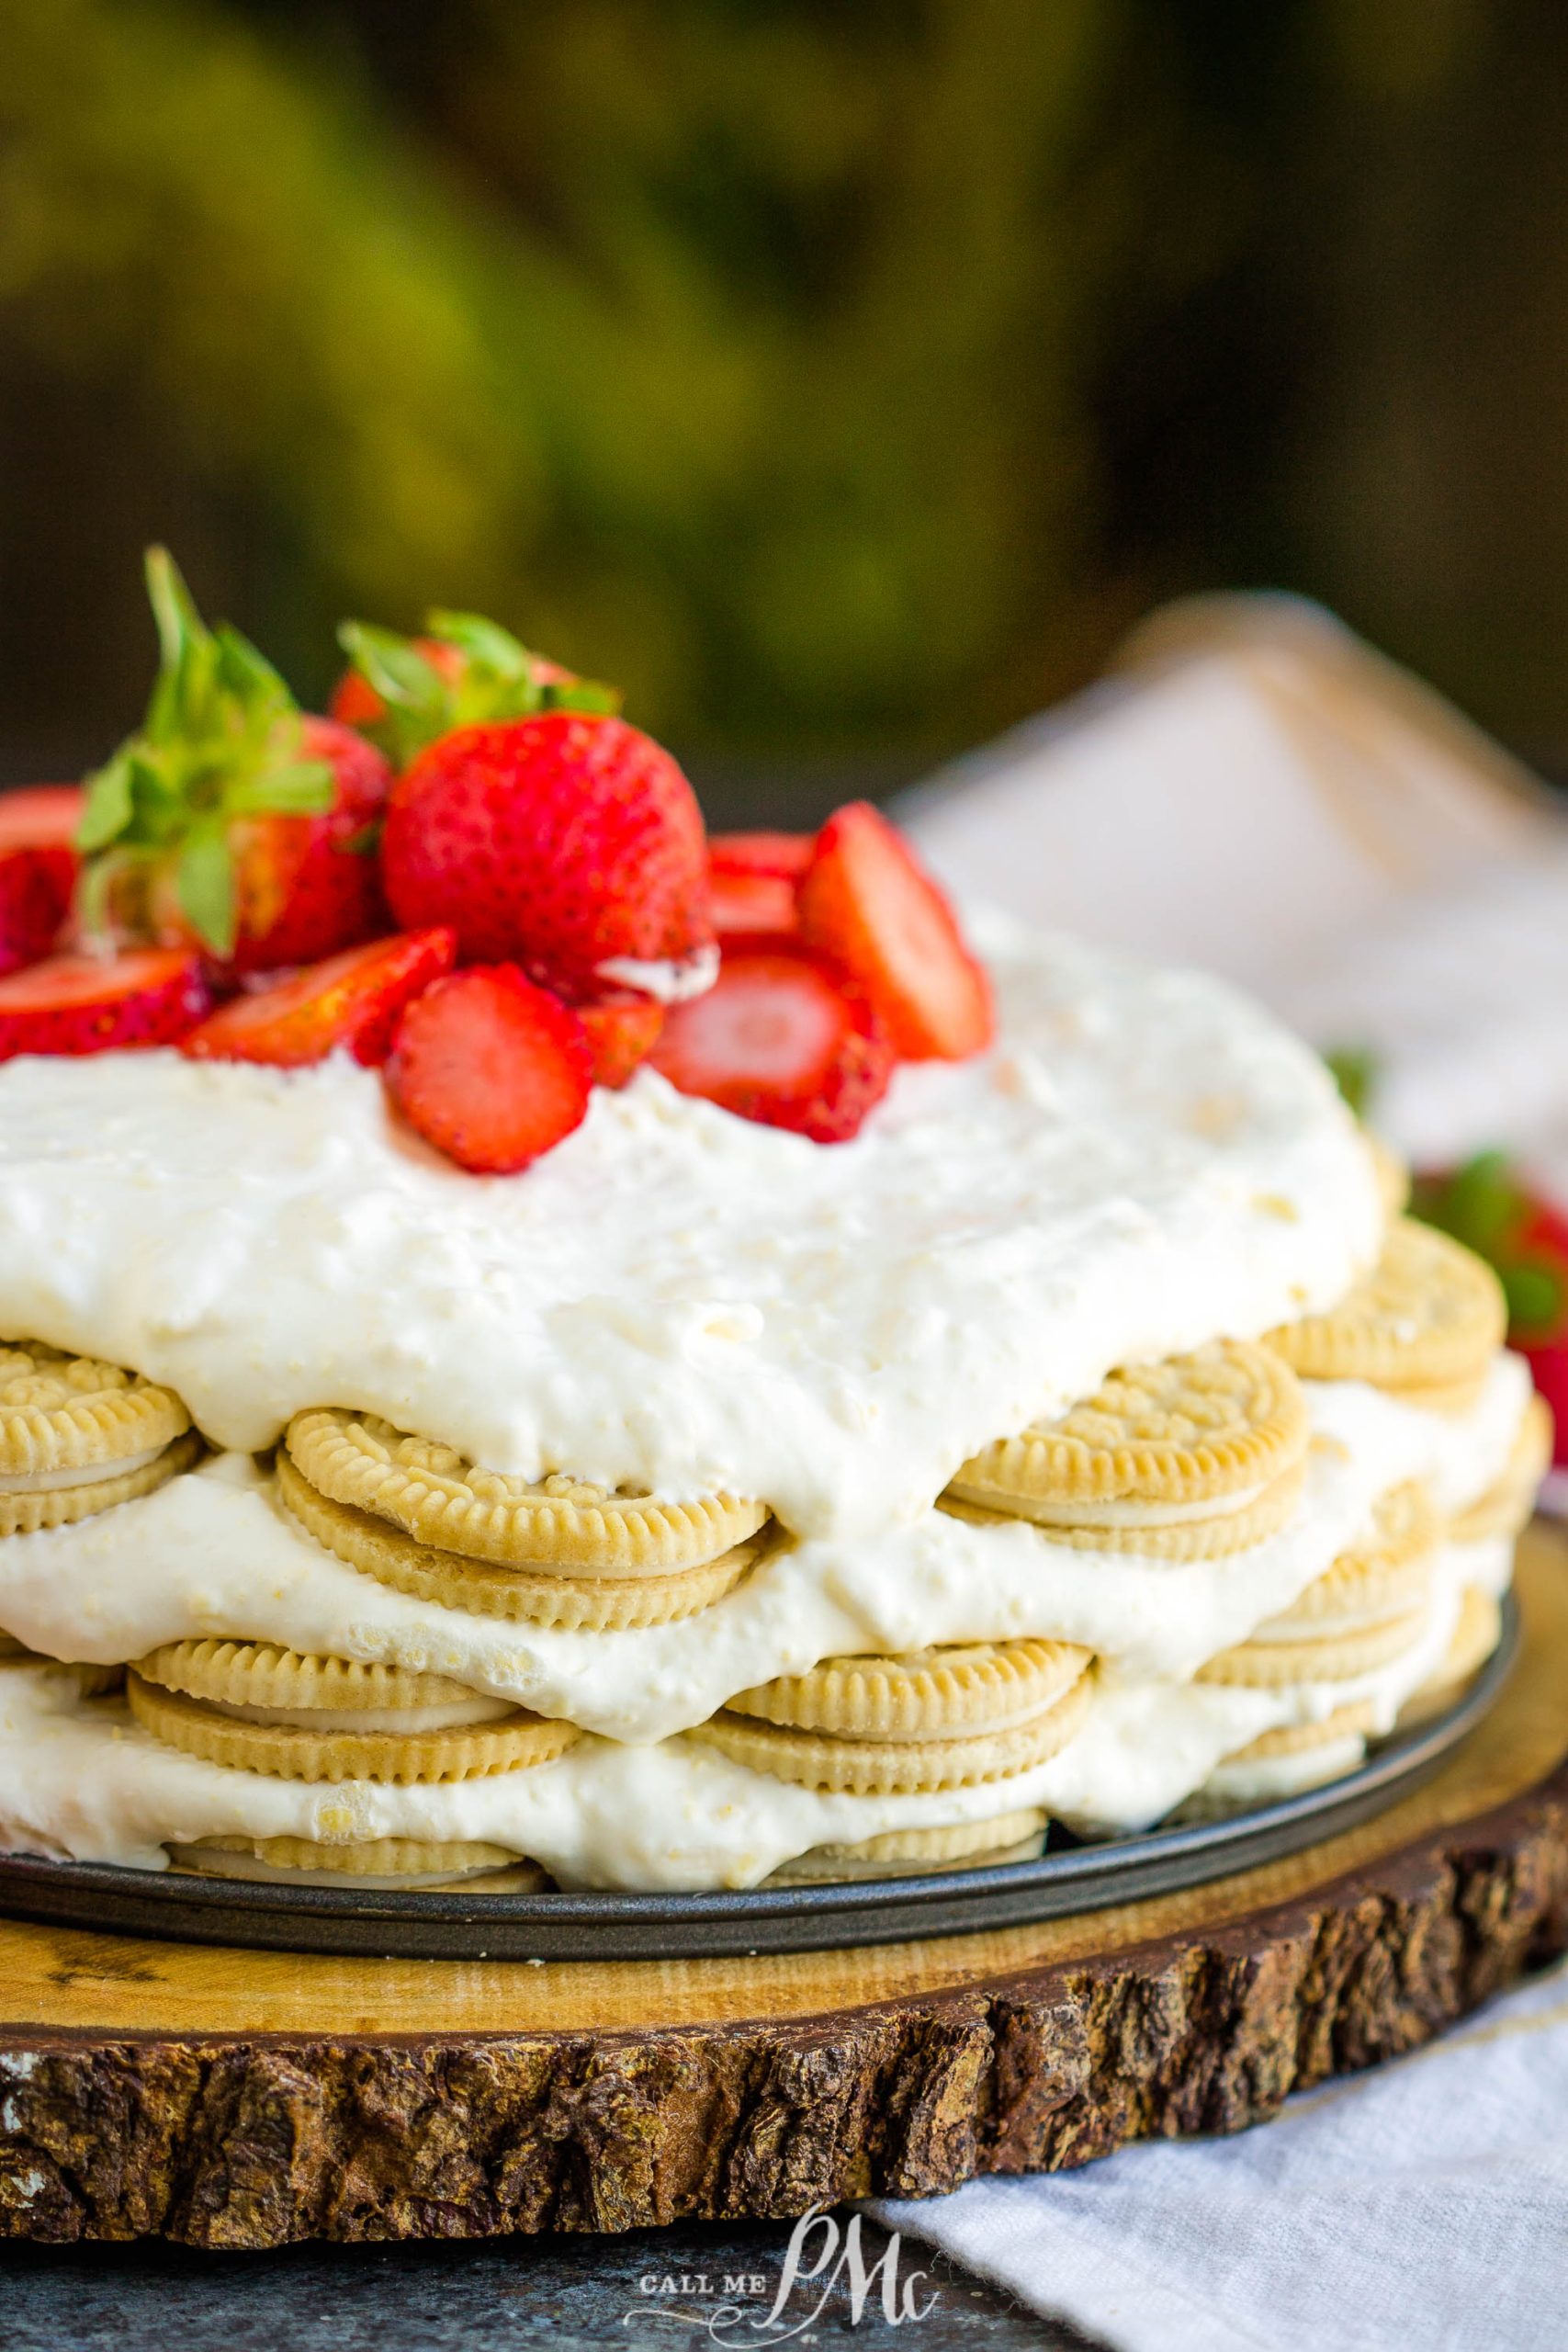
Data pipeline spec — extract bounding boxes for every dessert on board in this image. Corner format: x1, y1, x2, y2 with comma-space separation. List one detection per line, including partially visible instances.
0, 557, 1544, 1894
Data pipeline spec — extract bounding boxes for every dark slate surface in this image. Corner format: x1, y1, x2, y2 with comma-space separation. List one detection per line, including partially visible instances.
2, 2213, 1103, 2348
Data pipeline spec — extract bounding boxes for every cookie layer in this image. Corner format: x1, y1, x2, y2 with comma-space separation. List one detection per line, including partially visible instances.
279, 1449, 761, 1626
287, 1408, 767, 1572
725, 1638, 1088, 1740
1264, 1218, 1505, 1389
127, 1670, 578, 1782
0, 1428, 201, 1537
0, 1341, 190, 1478
946, 1341, 1307, 1527
688, 1664, 1092, 1793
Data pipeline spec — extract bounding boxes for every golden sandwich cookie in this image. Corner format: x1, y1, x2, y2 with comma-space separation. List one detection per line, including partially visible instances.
277, 1448, 762, 1627
1185, 1702, 1380, 1813
0, 1340, 199, 1535
691, 1639, 1093, 1794
1247, 1480, 1439, 1641
1263, 1218, 1505, 1398
166, 1834, 549, 1891
943, 1340, 1307, 1558
285, 1408, 767, 1573
129, 1638, 578, 1783
765, 1808, 1047, 1883
1450, 1395, 1552, 1545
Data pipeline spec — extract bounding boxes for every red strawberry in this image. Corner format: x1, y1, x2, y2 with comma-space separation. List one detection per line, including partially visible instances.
385, 965, 593, 1173
0, 847, 75, 978
709, 867, 800, 946
708, 831, 814, 881
181, 930, 456, 1069
382, 713, 715, 1001
649, 948, 894, 1144
576, 994, 665, 1089
333, 611, 614, 768
0, 948, 209, 1060
1518, 1340, 1567, 1465
0, 786, 85, 852
77, 550, 391, 975
797, 801, 993, 1061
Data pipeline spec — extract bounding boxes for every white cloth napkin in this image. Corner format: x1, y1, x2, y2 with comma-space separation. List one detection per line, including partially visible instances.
871, 1956, 1568, 2352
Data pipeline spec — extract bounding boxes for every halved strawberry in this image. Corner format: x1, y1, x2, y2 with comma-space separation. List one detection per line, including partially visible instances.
0, 846, 76, 978
797, 801, 993, 1061
0, 948, 209, 1060
709, 867, 800, 946
708, 831, 814, 881
649, 948, 894, 1143
385, 966, 593, 1173
0, 786, 85, 852
181, 930, 456, 1069
576, 994, 665, 1090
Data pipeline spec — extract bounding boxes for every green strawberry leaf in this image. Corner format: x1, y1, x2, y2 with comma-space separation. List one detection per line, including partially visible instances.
75, 547, 333, 956
1323, 1046, 1378, 1121
223, 761, 336, 818
76, 755, 135, 853
1504, 1261, 1565, 1336
335, 606, 622, 766
175, 829, 237, 958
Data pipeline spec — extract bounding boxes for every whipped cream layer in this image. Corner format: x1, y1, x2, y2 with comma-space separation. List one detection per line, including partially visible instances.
0, 1363, 1529, 1743
0, 920, 1382, 1538
0, 1543, 1484, 1886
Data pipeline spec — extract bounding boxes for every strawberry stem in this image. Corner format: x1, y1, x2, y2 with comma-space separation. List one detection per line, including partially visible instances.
76, 548, 334, 954
335, 608, 620, 768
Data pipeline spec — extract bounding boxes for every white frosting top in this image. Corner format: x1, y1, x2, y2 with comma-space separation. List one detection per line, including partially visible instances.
0, 918, 1382, 1538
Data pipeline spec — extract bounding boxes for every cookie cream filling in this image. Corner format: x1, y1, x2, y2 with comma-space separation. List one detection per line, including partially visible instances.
0, 1445, 166, 1495
196, 1695, 520, 1735
0, 921, 1382, 1541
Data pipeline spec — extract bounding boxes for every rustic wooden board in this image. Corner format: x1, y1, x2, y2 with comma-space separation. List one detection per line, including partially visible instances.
1, 1524, 1564, 2249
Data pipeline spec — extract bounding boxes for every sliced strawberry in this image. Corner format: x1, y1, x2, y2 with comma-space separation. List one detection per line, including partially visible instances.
385, 966, 593, 1173
649, 948, 894, 1144
181, 929, 456, 1069
709, 867, 800, 946
708, 831, 814, 881
576, 994, 665, 1090
0, 846, 76, 978
0, 786, 85, 852
0, 948, 209, 1060
797, 801, 993, 1061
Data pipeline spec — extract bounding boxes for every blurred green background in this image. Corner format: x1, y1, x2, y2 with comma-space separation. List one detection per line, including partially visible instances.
1, 0, 1565, 821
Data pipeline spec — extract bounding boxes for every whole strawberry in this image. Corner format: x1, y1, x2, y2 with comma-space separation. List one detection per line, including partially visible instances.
76, 549, 391, 973
381, 712, 715, 1003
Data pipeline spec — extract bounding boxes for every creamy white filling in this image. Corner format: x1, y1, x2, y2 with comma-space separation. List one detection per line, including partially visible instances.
0, 1542, 1487, 1885
199, 1694, 518, 1734
959, 1478, 1270, 1529
0, 921, 1383, 1540
0, 1362, 1529, 1746
0, 1444, 164, 1496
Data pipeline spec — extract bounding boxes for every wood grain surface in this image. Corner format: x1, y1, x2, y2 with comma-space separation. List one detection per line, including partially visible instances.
1, 1523, 1564, 2246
